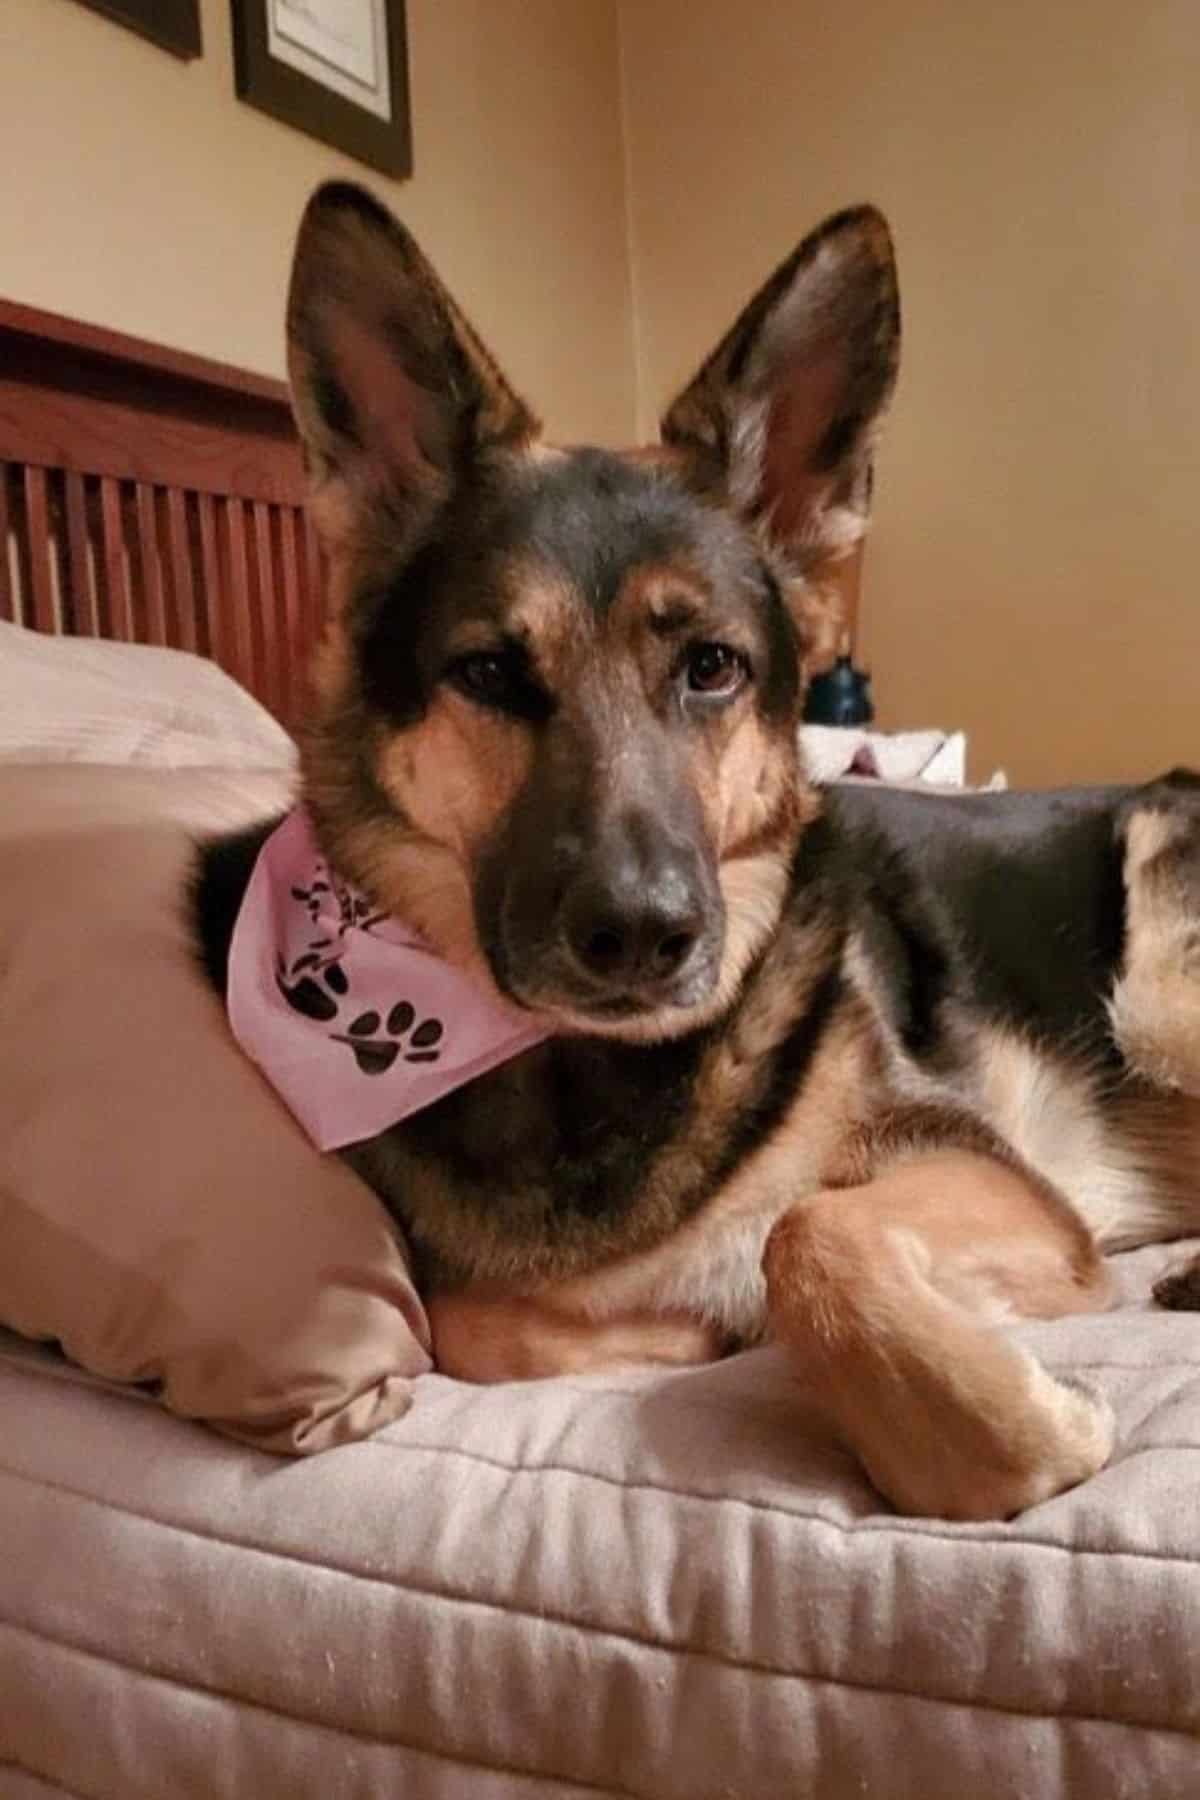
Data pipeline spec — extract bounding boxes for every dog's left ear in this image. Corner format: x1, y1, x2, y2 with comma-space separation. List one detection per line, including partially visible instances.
660, 206, 899, 571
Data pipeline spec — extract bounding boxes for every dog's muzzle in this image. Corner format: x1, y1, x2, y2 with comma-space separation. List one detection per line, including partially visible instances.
490, 811, 725, 1024
557, 841, 717, 1004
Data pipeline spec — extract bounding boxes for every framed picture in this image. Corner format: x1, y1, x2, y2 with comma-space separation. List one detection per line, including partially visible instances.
230, 1, 412, 181
69, 0, 203, 59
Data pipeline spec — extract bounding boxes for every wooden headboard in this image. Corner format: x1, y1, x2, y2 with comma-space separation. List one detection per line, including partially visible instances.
0, 300, 323, 728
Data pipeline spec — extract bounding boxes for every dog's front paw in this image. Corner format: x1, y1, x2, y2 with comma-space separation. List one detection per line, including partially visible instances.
865, 1364, 1115, 1522
764, 1182, 1115, 1522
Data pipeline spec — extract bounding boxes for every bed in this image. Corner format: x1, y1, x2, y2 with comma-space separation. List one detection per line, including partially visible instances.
1, 301, 1198, 1799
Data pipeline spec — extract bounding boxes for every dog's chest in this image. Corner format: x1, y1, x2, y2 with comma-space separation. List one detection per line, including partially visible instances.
550, 1004, 876, 1337
596, 1192, 793, 1339
374, 1030, 715, 1279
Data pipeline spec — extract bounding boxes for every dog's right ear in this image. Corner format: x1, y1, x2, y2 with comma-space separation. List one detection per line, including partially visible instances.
287, 182, 538, 556
660, 206, 899, 572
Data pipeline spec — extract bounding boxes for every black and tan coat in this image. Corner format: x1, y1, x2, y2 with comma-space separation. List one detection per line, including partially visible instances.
196, 184, 1200, 1521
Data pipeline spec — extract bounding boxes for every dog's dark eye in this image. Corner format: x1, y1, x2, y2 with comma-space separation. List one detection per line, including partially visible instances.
685, 642, 749, 697
449, 649, 550, 722
452, 651, 519, 706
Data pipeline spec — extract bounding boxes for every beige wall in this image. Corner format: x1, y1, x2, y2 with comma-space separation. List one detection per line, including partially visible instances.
0, 0, 635, 446
618, 0, 1200, 785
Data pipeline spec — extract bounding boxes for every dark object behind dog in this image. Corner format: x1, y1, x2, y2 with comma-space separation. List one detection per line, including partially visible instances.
195, 182, 1200, 1520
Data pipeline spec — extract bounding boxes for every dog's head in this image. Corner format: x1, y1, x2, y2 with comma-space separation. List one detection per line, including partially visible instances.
288, 182, 898, 1040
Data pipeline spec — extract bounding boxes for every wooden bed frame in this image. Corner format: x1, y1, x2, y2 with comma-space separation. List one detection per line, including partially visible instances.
0, 299, 323, 728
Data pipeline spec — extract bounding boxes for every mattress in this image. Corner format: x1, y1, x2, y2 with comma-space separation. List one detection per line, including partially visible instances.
2, 1242, 1198, 1799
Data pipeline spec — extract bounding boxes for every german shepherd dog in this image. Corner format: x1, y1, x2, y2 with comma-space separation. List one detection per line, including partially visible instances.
196, 182, 1200, 1521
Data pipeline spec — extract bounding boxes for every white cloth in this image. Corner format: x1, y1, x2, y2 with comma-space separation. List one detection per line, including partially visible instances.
801, 725, 1007, 790
0, 621, 297, 771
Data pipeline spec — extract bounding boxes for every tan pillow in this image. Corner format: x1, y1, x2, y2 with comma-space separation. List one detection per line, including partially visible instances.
0, 764, 431, 1453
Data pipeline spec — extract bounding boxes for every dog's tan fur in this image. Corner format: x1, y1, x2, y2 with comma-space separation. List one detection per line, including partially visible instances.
1111, 807, 1200, 1094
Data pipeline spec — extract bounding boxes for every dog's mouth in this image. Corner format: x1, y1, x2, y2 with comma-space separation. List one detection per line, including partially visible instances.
489, 932, 724, 1039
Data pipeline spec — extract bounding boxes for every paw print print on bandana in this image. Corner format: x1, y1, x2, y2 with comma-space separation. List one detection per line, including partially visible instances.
276, 959, 445, 1075
289, 874, 386, 941
331, 1001, 445, 1075
275, 955, 350, 1022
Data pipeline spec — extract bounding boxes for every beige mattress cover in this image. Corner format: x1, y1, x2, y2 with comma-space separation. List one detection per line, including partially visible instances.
2, 1241, 1199, 1799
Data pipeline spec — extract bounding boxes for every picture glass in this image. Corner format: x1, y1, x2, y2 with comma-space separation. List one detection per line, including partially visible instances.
267, 0, 392, 122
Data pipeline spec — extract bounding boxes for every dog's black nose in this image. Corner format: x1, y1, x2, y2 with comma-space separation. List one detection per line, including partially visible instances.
563, 857, 705, 990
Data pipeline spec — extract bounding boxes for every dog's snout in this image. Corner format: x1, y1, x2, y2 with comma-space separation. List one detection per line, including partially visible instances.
562, 841, 707, 991
490, 786, 724, 1025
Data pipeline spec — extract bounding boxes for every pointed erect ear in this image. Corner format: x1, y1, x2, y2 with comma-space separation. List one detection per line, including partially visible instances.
286, 182, 539, 553
660, 206, 899, 570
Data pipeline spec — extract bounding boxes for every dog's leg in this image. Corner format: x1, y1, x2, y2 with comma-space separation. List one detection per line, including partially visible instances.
764, 1138, 1114, 1520
427, 1290, 723, 1381
1110, 770, 1200, 1095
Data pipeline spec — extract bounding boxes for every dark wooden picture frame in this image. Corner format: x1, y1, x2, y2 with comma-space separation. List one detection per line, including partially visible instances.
69, 0, 203, 59
231, 1, 412, 181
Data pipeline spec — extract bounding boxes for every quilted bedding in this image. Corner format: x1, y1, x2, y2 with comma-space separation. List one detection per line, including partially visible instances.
3, 1243, 1199, 1800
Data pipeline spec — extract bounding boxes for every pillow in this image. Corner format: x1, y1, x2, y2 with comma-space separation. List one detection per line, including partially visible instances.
0, 763, 430, 1453
0, 621, 298, 771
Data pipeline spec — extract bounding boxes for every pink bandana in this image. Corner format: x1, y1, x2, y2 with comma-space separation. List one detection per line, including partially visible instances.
227, 808, 551, 1151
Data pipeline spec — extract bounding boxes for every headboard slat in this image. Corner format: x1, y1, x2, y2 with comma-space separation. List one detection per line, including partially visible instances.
21, 466, 57, 633
98, 476, 134, 641
195, 492, 223, 665
134, 482, 168, 645
61, 471, 97, 637
0, 464, 14, 622
164, 487, 198, 655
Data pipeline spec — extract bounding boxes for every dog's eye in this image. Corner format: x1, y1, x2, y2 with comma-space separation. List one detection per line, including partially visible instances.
685, 642, 749, 697
452, 651, 519, 706
449, 649, 551, 722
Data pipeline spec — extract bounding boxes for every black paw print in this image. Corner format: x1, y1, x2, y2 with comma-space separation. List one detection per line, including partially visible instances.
275, 955, 349, 1021
275, 944, 445, 1075
331, 1001, 444, 1075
